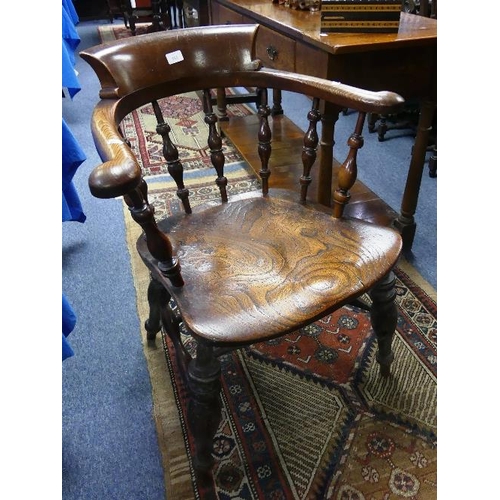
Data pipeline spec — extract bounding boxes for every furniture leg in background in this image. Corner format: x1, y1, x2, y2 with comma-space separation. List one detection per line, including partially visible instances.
123, 0, 170, 35
167, 0, 185, 28
317, 102, 343, 207
393, 99, 436, 249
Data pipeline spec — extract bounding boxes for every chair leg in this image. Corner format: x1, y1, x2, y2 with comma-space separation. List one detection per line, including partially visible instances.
187, 340, 222, 480
377, 115, 388, 141
428, 148, 437, 177
129, 14, 137, 35
144, 275, 170, 340
367, 112, 378, 133
369, 270, 398, 377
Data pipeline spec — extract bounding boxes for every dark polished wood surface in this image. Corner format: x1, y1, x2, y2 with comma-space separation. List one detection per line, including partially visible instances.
210, 0, 437, 248
212, 1, 436, 54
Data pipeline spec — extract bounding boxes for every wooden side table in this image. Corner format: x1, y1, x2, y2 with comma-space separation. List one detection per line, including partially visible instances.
209, 0, 437, 250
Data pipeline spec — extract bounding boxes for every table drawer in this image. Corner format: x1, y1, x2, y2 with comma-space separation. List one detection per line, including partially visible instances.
296, 43, 329, 79
255, 25, 295, 72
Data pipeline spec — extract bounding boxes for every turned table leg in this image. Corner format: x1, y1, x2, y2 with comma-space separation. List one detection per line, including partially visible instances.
393, 99, 436, 250
317, 101, 342, 207
271, 89, 283, 116
216, 87, 229, 122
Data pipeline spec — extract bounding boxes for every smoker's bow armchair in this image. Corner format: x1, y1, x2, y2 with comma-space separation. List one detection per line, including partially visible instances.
81, 24, 404, 480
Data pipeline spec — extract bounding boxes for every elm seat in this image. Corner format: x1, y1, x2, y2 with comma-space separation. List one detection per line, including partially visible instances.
81, 24, 404, 480
139, 193, 401, 344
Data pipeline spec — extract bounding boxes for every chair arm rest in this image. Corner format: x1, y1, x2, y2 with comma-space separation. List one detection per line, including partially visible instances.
88, 101, 142, 199
256, 68, 405, 115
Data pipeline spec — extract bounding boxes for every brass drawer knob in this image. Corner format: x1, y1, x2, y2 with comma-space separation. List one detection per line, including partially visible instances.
266, 45, 278, 61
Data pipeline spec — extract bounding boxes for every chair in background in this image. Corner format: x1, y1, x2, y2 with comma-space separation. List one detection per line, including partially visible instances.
402, 0, 436, 18
167, 0, 185, 28
81, 25, 404, 481
120, 0, 172, 35
104, 0, 124, 23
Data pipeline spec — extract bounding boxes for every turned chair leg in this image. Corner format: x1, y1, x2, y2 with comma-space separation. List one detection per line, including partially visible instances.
187, 340, 222, 480
145, 275, 169, 340
377, 115, 388, 141
129, 14, 138, 35
369, 270, 398, 377
367, 112, 378, 133
428, 148, 437, 178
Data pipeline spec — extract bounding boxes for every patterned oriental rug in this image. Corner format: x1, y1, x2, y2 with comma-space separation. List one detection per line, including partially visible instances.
98, 24, 437, 500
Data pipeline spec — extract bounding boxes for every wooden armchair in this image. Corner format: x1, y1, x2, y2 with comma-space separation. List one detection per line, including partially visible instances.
81, 25, 404, 481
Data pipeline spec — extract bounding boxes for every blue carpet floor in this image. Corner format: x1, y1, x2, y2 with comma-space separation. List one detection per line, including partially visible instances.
62, 20, 167, 500
62, 19, 436, 500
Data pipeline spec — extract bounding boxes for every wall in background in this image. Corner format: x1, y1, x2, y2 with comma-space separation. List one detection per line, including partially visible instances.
73, 0, 118, 21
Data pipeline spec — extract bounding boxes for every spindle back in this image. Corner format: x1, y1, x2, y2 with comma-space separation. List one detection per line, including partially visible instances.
81, 24, 404, 288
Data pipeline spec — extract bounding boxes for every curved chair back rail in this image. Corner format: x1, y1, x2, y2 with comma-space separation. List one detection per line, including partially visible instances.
81, 25, 404, 199
81, 24, 260, 98
81, 24, 402, 111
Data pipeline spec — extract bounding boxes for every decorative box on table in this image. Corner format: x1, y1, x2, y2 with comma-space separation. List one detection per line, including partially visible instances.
320, 0, 402, 34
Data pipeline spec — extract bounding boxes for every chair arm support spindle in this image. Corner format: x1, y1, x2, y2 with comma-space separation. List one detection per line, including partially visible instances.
124, 182, 184, 287
156, 121, 192, 215
300, 97, 321, 203
333, 112, 365, 218
151, 99, 192, 214
203, 89, 228, 203
257, 88, 272, 196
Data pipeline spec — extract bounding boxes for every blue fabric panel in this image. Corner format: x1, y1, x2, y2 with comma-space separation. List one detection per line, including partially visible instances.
62, 119, 87, 222
63, 294, 77, 361
62, 181, 86, 223
62, 119, 86, 191
62, 0, 79, 25
62, 5, 80, 64
62, 40, 81, 98
62, 3, 81, 97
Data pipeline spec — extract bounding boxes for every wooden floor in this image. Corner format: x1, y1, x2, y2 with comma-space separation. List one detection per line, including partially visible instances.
220, 113, 398, 227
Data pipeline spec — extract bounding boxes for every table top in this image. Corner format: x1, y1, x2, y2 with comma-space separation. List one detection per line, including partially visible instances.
215, 0, 437, 54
